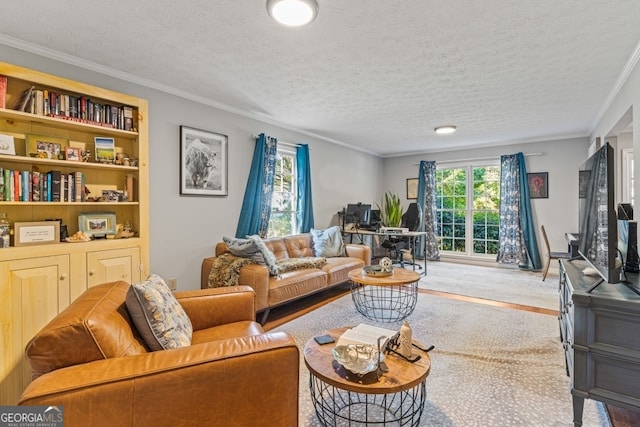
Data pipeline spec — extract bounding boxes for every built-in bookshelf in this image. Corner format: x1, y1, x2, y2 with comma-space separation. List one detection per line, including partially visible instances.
0, 61, 149, 405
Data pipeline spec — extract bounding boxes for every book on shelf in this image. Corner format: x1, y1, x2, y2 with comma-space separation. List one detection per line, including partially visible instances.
74, 171, 84, 202
0, 75, 6, 109
32, 171, 40, 202
336, 324, 399, 350
12, 85, 35, 112
3, 168, 10, 201
47, 170, 62, 202
21, 170, 30, 201
126, 174, 136, 202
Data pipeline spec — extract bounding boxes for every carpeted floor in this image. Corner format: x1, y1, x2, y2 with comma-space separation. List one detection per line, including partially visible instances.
272, 262, 611, 426
418, 260, 559, 311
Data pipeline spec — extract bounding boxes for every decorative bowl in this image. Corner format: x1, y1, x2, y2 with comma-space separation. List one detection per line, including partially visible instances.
332, 344, 384, 375
363, 265, 393, 277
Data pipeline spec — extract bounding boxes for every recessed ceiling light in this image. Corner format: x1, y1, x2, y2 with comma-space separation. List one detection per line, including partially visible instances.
266, 0, 319, 27
434, 126, 457, 135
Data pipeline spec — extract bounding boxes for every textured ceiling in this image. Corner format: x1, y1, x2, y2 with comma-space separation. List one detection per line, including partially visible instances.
1, 1, 640, 157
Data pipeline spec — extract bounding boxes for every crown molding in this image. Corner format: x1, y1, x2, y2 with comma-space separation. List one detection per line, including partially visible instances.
590, 38, 640, 135
0, 34, 380, 157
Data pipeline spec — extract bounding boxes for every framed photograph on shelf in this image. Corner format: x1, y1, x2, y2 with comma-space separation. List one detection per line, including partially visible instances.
78, 212, 117, 238
65, 146, 81, 161
180, 126, 228, 196
14, 221, 60, 247
0, 133, 16, 155
406, 178, 418, 200
528, 172, 549, 199
25, 133, 68, 159
94, 137, 115, 163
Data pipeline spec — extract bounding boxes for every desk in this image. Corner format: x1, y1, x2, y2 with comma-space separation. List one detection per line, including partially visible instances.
565, 232, 580, 258
343, 229, 428, 275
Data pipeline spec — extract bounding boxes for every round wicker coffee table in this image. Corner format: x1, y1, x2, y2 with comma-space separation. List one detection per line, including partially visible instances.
348, 267, 420, 322
304, 327, 431, 426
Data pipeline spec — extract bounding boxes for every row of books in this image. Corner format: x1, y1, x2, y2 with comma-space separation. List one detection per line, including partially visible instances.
0, 168, 86, 202
0, 75, 135, 131
12, 85, 135, 131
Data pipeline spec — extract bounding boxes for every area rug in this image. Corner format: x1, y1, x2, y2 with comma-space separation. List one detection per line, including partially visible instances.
273, 292, 610, 426
419, 261, 559, 311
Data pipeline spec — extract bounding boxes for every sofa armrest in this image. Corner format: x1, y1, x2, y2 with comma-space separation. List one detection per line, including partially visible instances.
202, 257, 271, 313
175, 286, 256, 330
19, 332, 299, 427
345, 243, 372, 265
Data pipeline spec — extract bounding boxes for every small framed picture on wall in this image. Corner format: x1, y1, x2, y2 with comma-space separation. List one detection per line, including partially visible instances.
528, 172, 548, 199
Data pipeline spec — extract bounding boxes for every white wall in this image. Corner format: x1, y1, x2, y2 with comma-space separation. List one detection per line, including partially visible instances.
382, 138, 590, 260
0, 44, 382, 290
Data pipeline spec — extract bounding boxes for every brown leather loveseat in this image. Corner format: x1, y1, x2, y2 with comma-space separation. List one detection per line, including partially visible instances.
19, 280, 300, 427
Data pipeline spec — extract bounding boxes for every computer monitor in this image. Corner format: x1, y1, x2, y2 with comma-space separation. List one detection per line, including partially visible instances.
346, 203, 372, 227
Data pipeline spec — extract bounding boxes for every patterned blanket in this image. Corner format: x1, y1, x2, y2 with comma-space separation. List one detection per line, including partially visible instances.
276, 256, 327, 273
207, 252, 256, 288
207, 253, 327, 287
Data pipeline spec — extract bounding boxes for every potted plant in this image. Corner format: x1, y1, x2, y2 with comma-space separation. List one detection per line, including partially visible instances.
378, 192, 404, 227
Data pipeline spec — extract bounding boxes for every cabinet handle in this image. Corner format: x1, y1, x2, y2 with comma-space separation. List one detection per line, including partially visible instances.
89, 270, 95, 276
59, 274, 67, 280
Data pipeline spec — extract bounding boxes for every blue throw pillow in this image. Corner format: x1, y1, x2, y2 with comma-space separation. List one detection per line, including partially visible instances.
311, 226, 346, 257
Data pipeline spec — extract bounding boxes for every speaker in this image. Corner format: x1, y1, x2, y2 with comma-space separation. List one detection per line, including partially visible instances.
624, 221, 639, 273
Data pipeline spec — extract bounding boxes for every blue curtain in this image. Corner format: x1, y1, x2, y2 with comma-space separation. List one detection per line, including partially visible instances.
235, 133, 278, 238
296, 144, 314, 233
496, 153, 542, 269
417, 160, 441, 260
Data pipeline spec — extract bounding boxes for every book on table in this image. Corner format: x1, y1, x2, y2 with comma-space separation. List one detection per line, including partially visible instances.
336, 324, 399, 350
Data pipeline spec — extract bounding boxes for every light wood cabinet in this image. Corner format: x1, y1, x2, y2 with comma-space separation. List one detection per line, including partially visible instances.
0, 62, 149, 404
0, 254, 70, 405
86, 246, 141, 288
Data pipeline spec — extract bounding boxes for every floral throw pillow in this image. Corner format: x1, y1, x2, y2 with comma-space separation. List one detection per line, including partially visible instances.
126, 274, 193, 351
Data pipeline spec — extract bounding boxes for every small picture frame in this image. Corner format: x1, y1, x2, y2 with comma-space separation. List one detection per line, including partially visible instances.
406, 178, 419, 200
14, 221, 60, 247
0, 133, 16, 155
25, 134, 68, 159
65, 146, 81, 161
528, 172, 549, 199
78, 212, 117, 237
94, 137, 116, 163
180, 126, 228, 196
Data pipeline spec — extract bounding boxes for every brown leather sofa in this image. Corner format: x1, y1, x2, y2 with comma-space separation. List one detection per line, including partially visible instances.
19, 280, 299, 427
202, 233, 371, 323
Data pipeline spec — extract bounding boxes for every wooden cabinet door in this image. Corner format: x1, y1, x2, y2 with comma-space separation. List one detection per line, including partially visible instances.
86, 247, 141, 287
0, 255, 70, 405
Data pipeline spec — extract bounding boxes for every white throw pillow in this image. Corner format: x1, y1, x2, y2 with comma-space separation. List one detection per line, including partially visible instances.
311, 226, 346, 257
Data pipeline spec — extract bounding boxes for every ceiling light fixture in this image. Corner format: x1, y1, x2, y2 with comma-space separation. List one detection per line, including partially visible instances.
434, 125, 457, 135
266, 0, 319, 26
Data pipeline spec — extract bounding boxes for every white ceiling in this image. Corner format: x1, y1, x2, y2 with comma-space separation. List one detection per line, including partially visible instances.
1, 1, 640, 157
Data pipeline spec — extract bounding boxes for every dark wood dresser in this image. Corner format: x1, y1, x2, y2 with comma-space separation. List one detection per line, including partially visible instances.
559, 259, 640, 426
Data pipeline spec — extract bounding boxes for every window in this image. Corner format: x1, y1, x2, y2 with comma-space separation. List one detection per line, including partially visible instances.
436, 163, 500, 257
267, 148, 297, 237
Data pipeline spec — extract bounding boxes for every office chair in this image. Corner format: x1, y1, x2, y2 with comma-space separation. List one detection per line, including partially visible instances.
541, 224, 571, 281
382, 203, 422, 269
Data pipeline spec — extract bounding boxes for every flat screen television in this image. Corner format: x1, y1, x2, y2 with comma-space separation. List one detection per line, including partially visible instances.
346, 203, 372, 227
577, 143, 624, 289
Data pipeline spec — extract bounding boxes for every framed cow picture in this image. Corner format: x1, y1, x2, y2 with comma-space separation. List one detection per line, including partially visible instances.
180, 126, 228, 196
